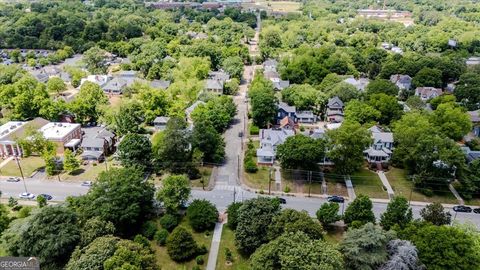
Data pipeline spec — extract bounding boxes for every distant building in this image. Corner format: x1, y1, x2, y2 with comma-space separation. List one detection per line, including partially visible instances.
466, 57, 480, 66
468, 110, 480, 137
80, 75, 109, 88
344, 77, 369, 91
390, 74, 412, 90
153, 116, 170, 131
0, 118, 49, 157
39, 122, 82, 154
80, 126, 116, 161
277, 102, 296, 123
205, 79, 224, 94
256, 128, 294, 165
296, 111, 316, 124
102, 77, 127, 95
150, 80, 171, 90
263, 60, 290, 91
364, 126, 394, 164
263, 59, 278, 72
414, 87, 442, 101
326, 96, 344, 123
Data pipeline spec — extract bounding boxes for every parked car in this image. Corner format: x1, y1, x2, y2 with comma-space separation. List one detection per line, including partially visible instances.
327, 195, 345, 203
277, 197, 287, 204
473, 208, 480, 214
6, 177, 20, 182
19, 192, 35, 199
81, 181, 92, 187
453, 205, 472, 213
38, 194, 52, 200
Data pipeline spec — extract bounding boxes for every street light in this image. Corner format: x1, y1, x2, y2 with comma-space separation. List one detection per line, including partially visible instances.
14, 157, 28, 194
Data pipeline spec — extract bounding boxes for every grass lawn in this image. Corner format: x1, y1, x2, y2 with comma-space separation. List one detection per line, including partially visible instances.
153, 218, 213, 270
386, 168, 459, 204
190, 167, 213, 188
244, 166, 271, 191
324, 228, 345, 244
243, 1, 301, 13
465, 197, 480, 207
350, 168, 388, 199
216, 226, 249, 270
0, 156, 45, 177
60, 161, 110, 182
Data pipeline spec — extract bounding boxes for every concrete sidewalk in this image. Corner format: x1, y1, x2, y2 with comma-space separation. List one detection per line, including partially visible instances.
344, 176, 356, 200
206, 221, 225, 270
377, 171, 394, 199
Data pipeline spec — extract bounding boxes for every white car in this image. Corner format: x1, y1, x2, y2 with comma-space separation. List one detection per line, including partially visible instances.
19, 192, 35, 199
81, 181, 92, 187
7, 177, 20, 182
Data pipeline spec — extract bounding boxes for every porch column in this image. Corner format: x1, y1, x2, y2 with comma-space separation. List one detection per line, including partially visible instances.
2, 144, 7, 157
16, 145, 21, 157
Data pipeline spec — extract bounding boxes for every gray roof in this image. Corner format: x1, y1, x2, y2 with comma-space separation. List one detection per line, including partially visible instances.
154, 116, 170, 124
186, 101, 205, 115
278, 102, 296, 113
81, 150, 104, 159
274, 80, 290, 90
103, 77, 127, 92
372, 132, 394, 144
150, 80, 171, 89
264, 70, 280, 80
81, 137, 105, 148
468, 110, 480, 123
364, 147, 390, 157
327, 96, 344, 108
60, 72, 71, 82
82, 126, 115, 140
208, 70, 230, 82
263, 59, 278, 68
296, 111, 315, 118
259, 128, 295, 147
205, 79, 224, 90
117, 70, 136, 77
256, 147, 275, 157
390, 74, 412, 85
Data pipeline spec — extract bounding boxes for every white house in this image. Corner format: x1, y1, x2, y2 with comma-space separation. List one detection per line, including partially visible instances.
364, 126, 394, 163
415, 87, 442, 101
344, 77, 369, 91
256, 128, 294, 165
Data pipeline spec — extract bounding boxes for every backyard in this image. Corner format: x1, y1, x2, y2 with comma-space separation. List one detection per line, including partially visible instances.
0, 156, 45, 177
350, 167, 388, 199
386, 168, 459, 204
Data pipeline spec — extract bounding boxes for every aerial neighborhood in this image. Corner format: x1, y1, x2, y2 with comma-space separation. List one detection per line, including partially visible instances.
0, 0, 478, 269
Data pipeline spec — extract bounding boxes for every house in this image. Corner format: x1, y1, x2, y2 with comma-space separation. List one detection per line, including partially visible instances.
39, 122, 82, 154
279, 116, 295, 130
326, 96, 344, 123
364, 126, 393, 163
0, 118, 49, 157
185, 100, 205, 123
466, 57, 480, 66
390, 74, 412, 90
263, 59, 278, 72
208, 70, 230, 82
461, 146, 480, 163
273, 80, 290, 91
205, 79, 224, 94
31, 70, 49, 83
344, 77, 369, 91
468, 110, 480, 137
102, 77, 127, 94
277, 102, 296, 123
414, 87, 442, 101
296, 111, 316, 124
256, 128, 294, 164
303, 128, 326, 139
153, 116, 170, 131
80, 75, 109, 88
80, 126, 116, 161
150, 80, 171, 90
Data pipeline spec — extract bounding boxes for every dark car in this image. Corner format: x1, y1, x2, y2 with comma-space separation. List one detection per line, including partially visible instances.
38, 194, 53, 201
327, 195, 345, 203
277, 197, 287, 204
6, 177, 20, 182
473, 208, 480, 214
453, 205, 472, 213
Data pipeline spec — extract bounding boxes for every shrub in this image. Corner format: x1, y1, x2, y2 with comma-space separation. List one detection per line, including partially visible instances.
244, 158, 258, 173
226, 202, 243, 230
283, 186, 291, 193
154, 229, 169, 246
187, 199, 219, 232
192, 266, 200, 270
8, 197, 18, 208
11, 205, 22, 211
250, 124, 259, 135
141, 220, 158, 239
133, 234, 151, 249
197, 244, 208, 255
166, 226, 198, 262
18, 206, 32, 218
421, 188, 434, 197
196, 255, 204, 265
225, 248, 233, 262
160, 214, 179, 232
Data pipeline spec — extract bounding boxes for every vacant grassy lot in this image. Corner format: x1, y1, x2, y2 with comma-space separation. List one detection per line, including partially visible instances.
245, 166, 271, 191
190, 166, 213, 188
60, 161, 109, 182
1, 156, 45, 177
153, 218, 213, 270
350, 168, 388, 199
243, 1, 301, 13
216, 226, 249, 270
386, 168, 458, 204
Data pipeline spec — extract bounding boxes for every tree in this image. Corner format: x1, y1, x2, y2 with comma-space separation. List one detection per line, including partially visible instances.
368, 93, 403, 125
380, 196, 413, 230
281, 84, 319, 110
430, 103, 472, 141
235, 197, 281, 255
276, 135, 326, 170
405, 95, 425, 111
419, 202, 451, 226
379, 239, 423, 270
157, 174, 191, 213
224, 78, 239, 95
366, 79, 399, 96
84, 46, 108, 74
344, 100, 381, 125
153, 117, 193, 174
66, 236, 119, 270
191, 119, 225, 163
166, 226, 198, 262
186, 199, 219, 232
249, 75, 277, 128
399, 223, 480, 270
0, 204, 10, 236
328, 82, 360, 102
412, 67, 442, 88
429, 94, 456, 110
316, 202, 341, 227
103, 239, 158, 270
69, 81, 108, 124
117, 133, 152, 169
36, 195, 47, 208
226, 202, 243, 230
191, 95, 237, 133
340, 223, 395, 270
344, 194, 376, 227
221, 56, 243, 79
63, 149, 80, 173
326, 121, 372, 174
267, 209, 324, 241
80, 217, 115, 247
250, 232, 344, 270
111, 101, 145, 135
69, 167, 155, 237
454, 72, 480, 110
46, 77, 66, 95
17, 206, 80, 268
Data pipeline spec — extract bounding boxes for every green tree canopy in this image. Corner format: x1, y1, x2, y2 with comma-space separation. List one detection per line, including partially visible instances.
276, 134, 326, 170
419, 202, 452, 226
343, 194, 376, 227
380, 196, 413, 230
117, 133, 152, 169
186, 199, 219, 232
344, 100, 381, 125
281, 84, 319, 110
430, 102, 472, 141
267, 209, 324, 241
412, 67, 442, 88
166, 226, 198, 262
249, 74, 277, 128
103, 239, 158, 270
157, 174, 191, 214
84, 46, 109, 74
66, 236, 120, 270
316, 202, 341, 227
69, 81, 108, 124
454, 72, 480, 110
191, 119, 225, 163
368, 93, 403, 125
365, 79, 399, 96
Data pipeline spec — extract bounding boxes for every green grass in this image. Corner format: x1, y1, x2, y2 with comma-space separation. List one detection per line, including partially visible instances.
324, 228, 345, 244
350, 168, 388, 199
245, 166, 271, 191
190, 167, 213, 188
386, 168, 459, 204
216, 226, 249, 270
153, 218, 213, 270
0, 156, 45, 177
60, 161, 110, 182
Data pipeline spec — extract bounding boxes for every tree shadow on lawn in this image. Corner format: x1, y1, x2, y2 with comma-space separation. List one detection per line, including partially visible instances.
69, 168, 85, 176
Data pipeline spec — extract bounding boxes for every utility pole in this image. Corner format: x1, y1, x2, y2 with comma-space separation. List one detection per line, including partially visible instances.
268, 166, 273, 195
104, 157, 108, 172
308, 171, 312, 197
15, 157, 28, 193
233, 187, 236, 203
